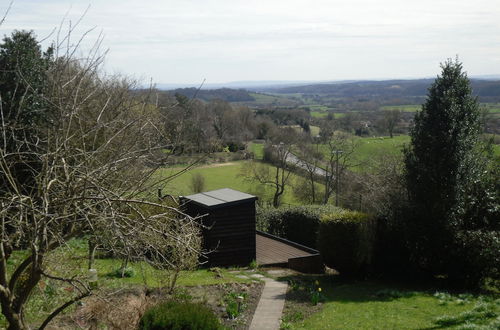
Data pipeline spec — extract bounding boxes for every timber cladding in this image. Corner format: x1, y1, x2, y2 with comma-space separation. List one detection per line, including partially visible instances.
180, 188, 258, 267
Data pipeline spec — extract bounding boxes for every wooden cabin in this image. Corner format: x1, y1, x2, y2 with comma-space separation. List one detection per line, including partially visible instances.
180, 188, 258, 267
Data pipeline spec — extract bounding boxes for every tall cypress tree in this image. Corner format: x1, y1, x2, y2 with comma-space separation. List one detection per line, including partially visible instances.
403, 59, 484, 273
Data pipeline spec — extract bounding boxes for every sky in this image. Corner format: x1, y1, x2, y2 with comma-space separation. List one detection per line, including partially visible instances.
1, 0, 500, 85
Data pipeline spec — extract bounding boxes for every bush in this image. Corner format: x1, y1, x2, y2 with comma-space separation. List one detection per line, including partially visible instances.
139, 301, 222, 330
257, 205, 340, 249
190, 173, 205, 193
317, 210, 376, 276
450, 230, 500, 287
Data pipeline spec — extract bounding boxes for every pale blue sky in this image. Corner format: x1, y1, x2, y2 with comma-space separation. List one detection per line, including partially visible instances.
1, 0, 499, 84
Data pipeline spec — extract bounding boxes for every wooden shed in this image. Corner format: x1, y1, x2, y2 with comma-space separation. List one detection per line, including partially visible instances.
180, 188, 258, 267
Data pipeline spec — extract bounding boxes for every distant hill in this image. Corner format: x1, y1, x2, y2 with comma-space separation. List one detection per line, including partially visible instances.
256, 79, 500, 101
163, 79, 500, 104
167, 87, 255, 102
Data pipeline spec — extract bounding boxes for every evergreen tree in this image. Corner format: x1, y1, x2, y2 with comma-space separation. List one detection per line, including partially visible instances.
0, 30, 52, 194
403, 59, 487, 274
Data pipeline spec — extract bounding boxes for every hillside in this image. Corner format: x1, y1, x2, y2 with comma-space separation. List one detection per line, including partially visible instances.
255, 79, 500, 102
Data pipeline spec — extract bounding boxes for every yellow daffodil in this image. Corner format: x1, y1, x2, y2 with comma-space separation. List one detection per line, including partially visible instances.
318, 287, 322, 292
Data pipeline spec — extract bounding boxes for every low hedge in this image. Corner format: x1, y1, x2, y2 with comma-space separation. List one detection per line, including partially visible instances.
257, 205, 341, 249
139, 301, 222, 330
317, 210, 376, 276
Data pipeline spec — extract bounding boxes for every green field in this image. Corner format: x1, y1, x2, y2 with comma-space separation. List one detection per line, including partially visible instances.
354, 135, 410, 165
155, 161, 302, 205
282, 277, 499, 330
317, 135, 410, 171
381, 104, 421, 112
310, 110, 328, 118
482, 103, 500, 114
310, 125, 320, 136
382, 103, 500, 114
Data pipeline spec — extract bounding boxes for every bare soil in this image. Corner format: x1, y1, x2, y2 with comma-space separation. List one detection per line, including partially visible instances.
48, 281, 264, 330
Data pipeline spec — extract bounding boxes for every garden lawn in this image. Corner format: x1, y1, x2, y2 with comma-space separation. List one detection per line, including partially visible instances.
282, 277, 498, 330
1, 240, 252, 328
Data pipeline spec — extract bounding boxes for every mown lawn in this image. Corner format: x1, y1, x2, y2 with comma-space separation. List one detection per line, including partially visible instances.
280, 276, 500, 330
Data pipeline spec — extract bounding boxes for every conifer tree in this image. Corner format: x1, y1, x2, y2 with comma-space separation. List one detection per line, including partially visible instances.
403, 59, 484, 273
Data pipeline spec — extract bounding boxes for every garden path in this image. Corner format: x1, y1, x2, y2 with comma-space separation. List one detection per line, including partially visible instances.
249, 276, 288, 330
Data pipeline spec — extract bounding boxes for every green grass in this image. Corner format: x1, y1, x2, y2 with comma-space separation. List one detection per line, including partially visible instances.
382, 103, 500, 114
303, 105, 330, 111
353, 135, 409, 166
250, 142, 264, 160
282, 277, 498, 330
381, 104, 421, 112
1, 240, 250, 328
155, 161, 302, 205
310, 111, 328, 118
317, 135, 410, 172
482, 103, 500, 113
310, 125, 320, 137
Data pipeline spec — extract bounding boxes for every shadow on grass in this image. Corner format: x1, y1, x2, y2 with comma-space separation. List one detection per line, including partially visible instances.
277, 274, 426, 305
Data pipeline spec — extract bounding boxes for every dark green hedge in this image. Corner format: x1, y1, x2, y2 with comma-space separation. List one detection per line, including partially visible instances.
317, 210, 376, 276
139, 301, 222, 330
257, 205, 341, 249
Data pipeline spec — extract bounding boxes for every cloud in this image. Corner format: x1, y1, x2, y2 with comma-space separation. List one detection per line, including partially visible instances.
1, 0, 499, 83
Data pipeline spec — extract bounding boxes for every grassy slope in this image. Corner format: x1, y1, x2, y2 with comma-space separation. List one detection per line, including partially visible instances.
155, 161, 301, 205
317, 135, 410, 172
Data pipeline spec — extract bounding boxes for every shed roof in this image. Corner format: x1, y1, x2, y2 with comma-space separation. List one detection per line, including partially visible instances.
181, 188, 257, 209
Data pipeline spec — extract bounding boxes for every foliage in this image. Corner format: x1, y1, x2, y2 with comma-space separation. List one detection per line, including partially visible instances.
138, 301, 222, 330
317, 210, 376, 276
0, 30, 52, 195
402, 59, 499, 283
107, 267, 136, 278
224, 292, 247, 319
256, 204, 340, 248
0, 29, 203, 329
309, 280, 324, 306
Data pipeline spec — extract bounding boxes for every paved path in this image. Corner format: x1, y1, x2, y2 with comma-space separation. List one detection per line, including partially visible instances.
249, 277, 288, 330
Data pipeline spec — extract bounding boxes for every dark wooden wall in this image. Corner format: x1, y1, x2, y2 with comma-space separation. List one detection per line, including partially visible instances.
184, 201, 256, 267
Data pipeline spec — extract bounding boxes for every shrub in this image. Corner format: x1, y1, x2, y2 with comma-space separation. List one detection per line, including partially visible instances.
317, 210, 376, 276
107, 267, 135, 278
450, 230, 500, 287
257, 205, 340, 248
139, 301, 222, 330
190, 173, 206, 193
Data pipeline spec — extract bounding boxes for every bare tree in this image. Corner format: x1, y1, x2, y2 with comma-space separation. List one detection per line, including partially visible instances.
293, 142, 325, 204
383, 109, 401, 138
322, 131, 359, 205
242, 128, 298, 207
0, 28, 202, 330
